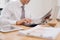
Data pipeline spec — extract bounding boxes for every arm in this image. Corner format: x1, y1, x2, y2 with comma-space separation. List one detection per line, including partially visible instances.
0, 7, 17, 25
0, 7, 32, 25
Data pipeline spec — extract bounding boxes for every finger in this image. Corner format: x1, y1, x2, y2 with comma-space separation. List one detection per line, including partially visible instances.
27, 18, 32, 22
24, 21, 28, 24
25, 19, 32, 23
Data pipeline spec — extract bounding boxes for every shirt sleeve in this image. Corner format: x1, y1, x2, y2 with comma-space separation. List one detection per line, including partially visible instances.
0, 5, 17, 25
0, 17, 17, 25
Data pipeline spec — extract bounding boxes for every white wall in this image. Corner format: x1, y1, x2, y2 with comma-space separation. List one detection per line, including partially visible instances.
50, 0, 58, 18
58, 0, 60, 6
27, 0, 57, 19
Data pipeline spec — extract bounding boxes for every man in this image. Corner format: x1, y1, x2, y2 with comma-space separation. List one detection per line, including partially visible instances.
0, 0, 51, 25
0, 0, 32, 25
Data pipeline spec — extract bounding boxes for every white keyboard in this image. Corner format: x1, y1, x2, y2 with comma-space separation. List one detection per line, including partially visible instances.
19, 25, 60, 40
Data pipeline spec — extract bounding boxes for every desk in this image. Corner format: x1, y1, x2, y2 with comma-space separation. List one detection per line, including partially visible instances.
0, 25, 60, 40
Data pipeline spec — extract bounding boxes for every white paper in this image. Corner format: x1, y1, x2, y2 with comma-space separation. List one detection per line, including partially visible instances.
0, 25, 24, 32
19, 25, 60, 40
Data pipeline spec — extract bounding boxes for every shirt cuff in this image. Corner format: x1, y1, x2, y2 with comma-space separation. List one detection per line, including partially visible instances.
8, 20, 17, 24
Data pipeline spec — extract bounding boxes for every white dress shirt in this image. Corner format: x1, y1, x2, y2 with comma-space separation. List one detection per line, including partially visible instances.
0, 0, 52, 25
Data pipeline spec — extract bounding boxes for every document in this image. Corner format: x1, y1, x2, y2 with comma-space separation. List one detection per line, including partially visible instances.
19, 25, 60, 40
0, 25, 24, 32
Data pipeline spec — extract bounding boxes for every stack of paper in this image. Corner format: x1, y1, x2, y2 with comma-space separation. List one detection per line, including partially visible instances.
0, 25, 24, 32
19, 25, 60, 40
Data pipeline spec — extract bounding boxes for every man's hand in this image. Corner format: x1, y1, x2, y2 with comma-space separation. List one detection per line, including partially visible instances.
16, 18, 32, 25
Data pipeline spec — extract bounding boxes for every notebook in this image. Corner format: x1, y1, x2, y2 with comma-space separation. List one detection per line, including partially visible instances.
19, 25, 60, 40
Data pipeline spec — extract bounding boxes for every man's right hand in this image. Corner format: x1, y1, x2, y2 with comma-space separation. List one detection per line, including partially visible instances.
16, 18, 32, 25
